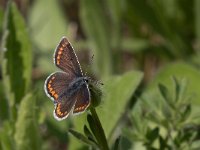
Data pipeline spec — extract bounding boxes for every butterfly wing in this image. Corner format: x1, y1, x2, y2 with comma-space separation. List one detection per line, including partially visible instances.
73, 84, 90, 114
44, 71, 73, 102
45, 37, 90, 120
54, 37, 83, 77
54, 83, 90, 120
54, 95, 77, 120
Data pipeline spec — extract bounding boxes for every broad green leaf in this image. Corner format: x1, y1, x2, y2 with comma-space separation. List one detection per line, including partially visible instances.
97, 70, 143, 138
29, 0, 68, 51
80, 0, 112, 78
2, 2, 32, 104
14, 93, 40, 150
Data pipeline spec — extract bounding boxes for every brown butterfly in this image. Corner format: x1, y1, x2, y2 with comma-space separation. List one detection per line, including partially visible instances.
44, 37, 90, 120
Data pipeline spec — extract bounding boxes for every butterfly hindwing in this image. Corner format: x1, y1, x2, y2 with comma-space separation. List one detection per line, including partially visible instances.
73, 83, 90, 114
54, 95, 77, 120
54, 83, 90, 120
44, 71, 73, 102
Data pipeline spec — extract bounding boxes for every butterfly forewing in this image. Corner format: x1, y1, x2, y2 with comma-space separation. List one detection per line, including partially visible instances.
44, 72, 73, 102
54, 37, 83, 77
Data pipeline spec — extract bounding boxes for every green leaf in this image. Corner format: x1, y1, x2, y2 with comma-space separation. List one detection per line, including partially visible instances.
14, 93, 40, 150
2, 1, 32, 105
158, 83, 173, 106
181, 104, 191, 121
68, 112, 88, 150
68, 128, 98, 148
113, 136, 121, 150
172, 76, 181, 102
0, 81, 9, 120
87, 112, 109, 150
174, 78, 188, 104
141, 62, 200, 107
80, 0, 112, 78
115, 136, 133, 150
159, 135, 168, 149
146, 127, 159, 145
83, 125, 95, 141
0, 121, 14, 150
97, 71, 143, 138
29, 0, 68, 51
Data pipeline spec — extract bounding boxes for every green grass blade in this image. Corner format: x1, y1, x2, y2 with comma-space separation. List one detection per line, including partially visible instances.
2, 1, 32, 105
14, 93, 40, 150
80, 0, 112, 78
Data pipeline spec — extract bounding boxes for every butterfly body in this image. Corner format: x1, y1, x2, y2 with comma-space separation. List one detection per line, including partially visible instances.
44, 37, 90, 121
58, 76, 89, 102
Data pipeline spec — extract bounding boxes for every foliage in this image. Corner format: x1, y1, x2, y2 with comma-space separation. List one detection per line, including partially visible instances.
0, 0, 200, 150
128, 77, 200, 149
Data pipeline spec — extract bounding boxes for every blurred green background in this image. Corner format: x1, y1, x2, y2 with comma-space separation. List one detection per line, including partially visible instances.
0, 0, 200, 149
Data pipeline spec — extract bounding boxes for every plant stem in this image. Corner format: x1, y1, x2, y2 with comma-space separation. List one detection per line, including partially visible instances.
90, 107, 109, 150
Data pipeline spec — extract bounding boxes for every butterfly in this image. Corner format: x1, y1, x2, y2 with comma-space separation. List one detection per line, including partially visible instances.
44, 37, 90, 121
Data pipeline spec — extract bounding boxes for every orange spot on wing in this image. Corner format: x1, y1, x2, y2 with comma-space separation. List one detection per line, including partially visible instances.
48, 84, 51, 88
56, 103, 65, 116
51, 90, 55, 95
54, 94, 58, 99
49, 87, 53, 92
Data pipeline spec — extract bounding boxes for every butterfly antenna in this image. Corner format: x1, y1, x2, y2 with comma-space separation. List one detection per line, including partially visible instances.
84, 54, 103, 86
